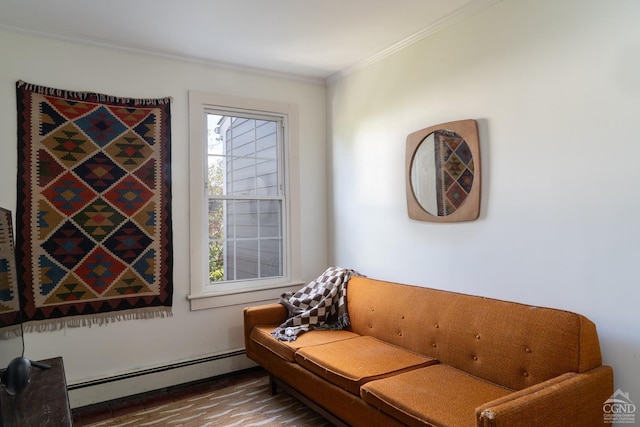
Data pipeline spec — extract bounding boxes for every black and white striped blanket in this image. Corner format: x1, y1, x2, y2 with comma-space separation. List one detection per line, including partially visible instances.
271, 267, 359, 341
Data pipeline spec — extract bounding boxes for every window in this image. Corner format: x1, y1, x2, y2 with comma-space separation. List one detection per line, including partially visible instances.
188, 92, 301, 309
207, 114, 284, 282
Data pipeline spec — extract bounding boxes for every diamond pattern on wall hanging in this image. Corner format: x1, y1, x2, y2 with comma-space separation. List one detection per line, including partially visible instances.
0, 208, 21, 338
15, 80, 173, 330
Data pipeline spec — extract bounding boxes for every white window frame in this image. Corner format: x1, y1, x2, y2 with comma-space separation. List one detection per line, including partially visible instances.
188, 91, 302, 310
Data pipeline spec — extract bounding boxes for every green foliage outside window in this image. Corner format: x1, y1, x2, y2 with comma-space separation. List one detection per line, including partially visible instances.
208, 156, 224, 281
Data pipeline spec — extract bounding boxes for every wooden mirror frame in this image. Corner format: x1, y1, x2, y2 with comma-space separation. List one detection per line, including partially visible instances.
406, 119, 481, 222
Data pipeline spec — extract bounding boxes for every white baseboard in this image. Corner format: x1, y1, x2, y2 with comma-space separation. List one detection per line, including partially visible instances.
68, 350, 257, 408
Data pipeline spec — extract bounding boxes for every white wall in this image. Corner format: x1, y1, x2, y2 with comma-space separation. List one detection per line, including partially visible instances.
0, 29, 327, 406
328, 0, 640, 409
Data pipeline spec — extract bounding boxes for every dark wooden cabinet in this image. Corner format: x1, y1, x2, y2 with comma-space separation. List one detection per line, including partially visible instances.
1, 357, 72, 426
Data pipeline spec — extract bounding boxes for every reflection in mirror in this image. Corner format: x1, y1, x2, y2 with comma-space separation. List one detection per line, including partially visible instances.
406, 120, 481, 223
411, 130, 474, 216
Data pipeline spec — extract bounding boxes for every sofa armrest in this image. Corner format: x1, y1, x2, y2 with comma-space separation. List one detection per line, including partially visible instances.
476, 365, 613, 427
243, 303, 287, 349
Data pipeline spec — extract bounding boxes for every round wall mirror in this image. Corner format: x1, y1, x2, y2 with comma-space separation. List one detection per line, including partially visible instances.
405, 119, 481, 222
410, 130, 474, 216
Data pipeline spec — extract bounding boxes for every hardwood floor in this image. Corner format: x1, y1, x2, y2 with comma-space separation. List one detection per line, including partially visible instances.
71, 367, 268, 426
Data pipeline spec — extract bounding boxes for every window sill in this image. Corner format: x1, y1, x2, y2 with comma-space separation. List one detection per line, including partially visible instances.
187, 281, 304, 311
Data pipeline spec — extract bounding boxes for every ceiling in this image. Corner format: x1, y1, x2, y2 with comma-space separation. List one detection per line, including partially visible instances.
0, 0, 498, 81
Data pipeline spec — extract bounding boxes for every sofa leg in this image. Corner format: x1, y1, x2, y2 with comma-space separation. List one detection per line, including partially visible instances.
269, 373, 278, 396
269, 374, 351, 427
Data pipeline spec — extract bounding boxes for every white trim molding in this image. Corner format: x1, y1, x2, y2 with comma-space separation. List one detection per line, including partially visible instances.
326, 0, 503, 83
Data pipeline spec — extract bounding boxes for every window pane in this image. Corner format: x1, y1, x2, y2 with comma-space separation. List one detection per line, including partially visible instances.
208, 199, 225, 282
259, 200, 281, 238
210, 199, 283, 282
228, 157, 256, 195
208, 199, 224, 240
235, 239, 259, 280
257, 159, 279, 196
231, 200, 258, 238
260, 239, 282, 277
256, 120, 277, 140
207, 156, 224, 196
224, 240, 235, 281
209, 239, 224, 281
207, 114, 224, 156
225, 238, 283, 281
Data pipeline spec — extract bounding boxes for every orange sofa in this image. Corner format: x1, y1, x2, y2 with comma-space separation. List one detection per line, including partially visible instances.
243, 276, 613, 426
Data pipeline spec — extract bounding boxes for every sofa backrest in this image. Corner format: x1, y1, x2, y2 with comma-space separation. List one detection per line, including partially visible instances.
346, 277, 603, 391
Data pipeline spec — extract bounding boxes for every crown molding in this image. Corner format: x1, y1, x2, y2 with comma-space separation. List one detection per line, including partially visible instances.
0, 23, 326, 86
326, 0, 502, 84
1, 0, 501, 87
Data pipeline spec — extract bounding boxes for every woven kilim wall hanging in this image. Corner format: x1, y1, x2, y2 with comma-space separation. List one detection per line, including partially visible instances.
0, 207, 21, 338
15, 80, 173, 330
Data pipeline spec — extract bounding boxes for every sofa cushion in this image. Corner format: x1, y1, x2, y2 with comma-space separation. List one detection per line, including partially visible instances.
295, 336, 436, 395
250, 325, 360, 362
361, 364, 512, 427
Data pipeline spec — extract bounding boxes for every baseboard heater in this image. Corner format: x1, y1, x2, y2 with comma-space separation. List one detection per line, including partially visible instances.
67, 349, 246, 391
